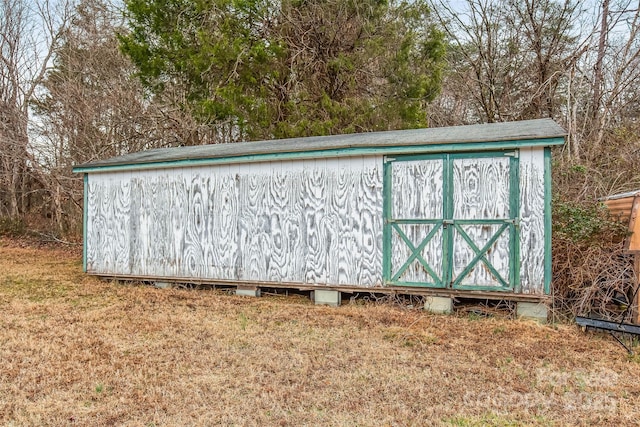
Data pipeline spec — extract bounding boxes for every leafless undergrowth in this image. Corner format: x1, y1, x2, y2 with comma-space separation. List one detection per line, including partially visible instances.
549, 125, 640, 323
552, 239, 636, 322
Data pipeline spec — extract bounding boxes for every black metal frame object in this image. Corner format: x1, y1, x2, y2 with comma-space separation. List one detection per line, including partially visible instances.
575, 283, 640, 354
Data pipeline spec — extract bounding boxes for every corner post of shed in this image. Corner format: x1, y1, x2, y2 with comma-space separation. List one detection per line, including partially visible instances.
543, 147, 552, 295
82, 173, 88, 273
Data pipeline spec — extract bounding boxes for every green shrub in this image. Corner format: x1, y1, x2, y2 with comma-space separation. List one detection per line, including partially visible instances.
552, 199, 627, 245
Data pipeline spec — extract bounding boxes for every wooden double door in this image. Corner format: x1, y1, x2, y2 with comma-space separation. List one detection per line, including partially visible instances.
383, 152, 519, 291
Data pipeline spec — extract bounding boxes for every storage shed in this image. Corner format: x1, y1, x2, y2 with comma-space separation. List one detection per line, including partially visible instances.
74, 119, 565, 312
602, 189, 640, 323
602, 190, 640, 253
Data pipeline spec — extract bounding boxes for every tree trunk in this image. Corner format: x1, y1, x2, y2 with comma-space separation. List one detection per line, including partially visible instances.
592, 0, 609, 121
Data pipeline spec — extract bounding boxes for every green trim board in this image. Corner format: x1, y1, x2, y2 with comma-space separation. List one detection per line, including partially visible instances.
442, 152, 453, 287
390, 218, 518, 225
384, 151, 520, 292
382, 158, 392, 284
83, 173, 88, 273
509, 154, 521, 292
389, 219, 443, 224
73, 137, 565, 174
448, 150, 519, 159
544, 147, 552, 295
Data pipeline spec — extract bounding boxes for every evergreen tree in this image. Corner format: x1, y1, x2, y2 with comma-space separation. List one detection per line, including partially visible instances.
119, 0, 446, 142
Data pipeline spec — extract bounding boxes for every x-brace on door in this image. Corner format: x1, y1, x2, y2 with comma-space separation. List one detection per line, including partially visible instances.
383, 152, 520, 291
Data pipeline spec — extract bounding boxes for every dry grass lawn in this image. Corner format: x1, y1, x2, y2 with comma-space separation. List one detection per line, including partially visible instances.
1, 238, 640, 426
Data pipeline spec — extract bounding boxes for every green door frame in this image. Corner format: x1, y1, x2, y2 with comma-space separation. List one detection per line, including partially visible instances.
383, 151, 520, 291
383, 153, 448, 288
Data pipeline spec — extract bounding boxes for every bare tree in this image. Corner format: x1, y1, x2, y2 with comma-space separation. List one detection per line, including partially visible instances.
429, 0, 581, 124
510, 0, 582, 118
34, 0, 214, 233
0, 0, 71, 219
589, 0, 640, 150
430, 0, 524, 123
592, 0, 610, 120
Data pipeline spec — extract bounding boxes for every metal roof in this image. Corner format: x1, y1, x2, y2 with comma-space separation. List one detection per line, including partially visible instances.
74, 118, 565, 172
599, 190, 640, 201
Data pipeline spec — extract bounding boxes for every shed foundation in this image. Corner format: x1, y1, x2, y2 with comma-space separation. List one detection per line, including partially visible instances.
236, 286, 261, 297
424, 296, 453, 314
314, 290, 341, 307
154, 281, 173, 289
517, 301, 548, 323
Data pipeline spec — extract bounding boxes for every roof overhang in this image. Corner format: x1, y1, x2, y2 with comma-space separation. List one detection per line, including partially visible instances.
73, 118, 566, 174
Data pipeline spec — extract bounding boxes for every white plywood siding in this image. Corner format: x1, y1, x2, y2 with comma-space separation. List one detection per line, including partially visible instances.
386, 149, 547, 294
86, 156, 383, 287
452, 157, 512, 288
390, 159, 444, 284
86, 172, 132, 275
519, 147, 546, 294
86, 147, 548, 294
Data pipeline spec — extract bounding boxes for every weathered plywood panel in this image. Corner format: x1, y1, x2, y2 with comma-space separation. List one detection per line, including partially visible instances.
391, 224, 443, 284
86, 173, 131, 275
389, 158, 444, 285
451, 157, 511, 288
519, 147, 545, 294
392, 159, 443, 219
357, 158, 384, 286
332, 157, 357, 284
452, 224, 510, 287
207, 164, 240, 279
86, 157, 383, 287
453, 157, 510, 220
